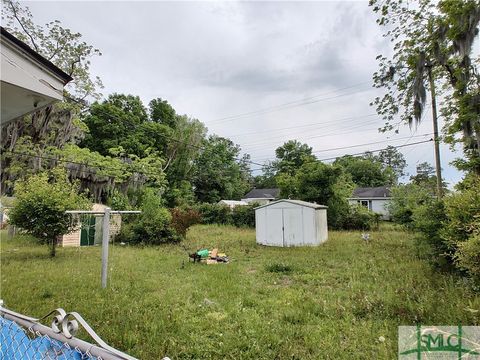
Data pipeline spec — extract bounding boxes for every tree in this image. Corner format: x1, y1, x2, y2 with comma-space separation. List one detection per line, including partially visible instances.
8, 168, 90, 257
149, 98, 177, 128
272, 140, 316, 176
370, 0, 480, 175
334, 155, 388, 187
192, 135, 251, 203
2, 0, 103, 100
377, 145, 407, 183
277, 161, 354, 229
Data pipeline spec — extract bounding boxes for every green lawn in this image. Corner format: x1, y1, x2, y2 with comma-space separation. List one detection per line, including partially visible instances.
1, 225, 479, 359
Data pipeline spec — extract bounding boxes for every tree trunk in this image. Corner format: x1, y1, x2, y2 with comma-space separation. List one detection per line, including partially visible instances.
50, 237, 56, 257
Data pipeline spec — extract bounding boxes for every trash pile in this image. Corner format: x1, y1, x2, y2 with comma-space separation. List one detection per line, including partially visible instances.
189, 248, 229, 264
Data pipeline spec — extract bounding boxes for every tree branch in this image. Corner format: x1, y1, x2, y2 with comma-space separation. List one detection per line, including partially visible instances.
8, 0, 39, 52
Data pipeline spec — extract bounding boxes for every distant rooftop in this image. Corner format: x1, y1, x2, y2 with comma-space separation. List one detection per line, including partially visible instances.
351, 186, 391, 198
255, 199, 328, 210
243, 188, 280, 199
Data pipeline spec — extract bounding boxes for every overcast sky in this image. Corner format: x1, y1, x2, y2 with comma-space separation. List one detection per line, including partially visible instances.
25, 0, 467, 185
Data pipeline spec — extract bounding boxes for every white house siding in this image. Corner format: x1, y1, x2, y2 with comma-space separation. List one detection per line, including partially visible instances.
348, 198, 391, 220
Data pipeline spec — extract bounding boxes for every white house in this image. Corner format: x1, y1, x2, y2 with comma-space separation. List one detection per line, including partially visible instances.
242, 188, 280, 205
1, 26, 72, 127
255, 199, 328, 247
348, 186, 392, 220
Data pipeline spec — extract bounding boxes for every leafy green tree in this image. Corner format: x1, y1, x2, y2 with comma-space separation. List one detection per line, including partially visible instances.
277, 161, 354, 229
192, 135, 251, 203
149, 98, 177, 128
377, 145, 407, 183
1, 0, 103, 100
9, 168, 90, 257
272, 140, 316, 176
334, 155, 388, 187
371, 0, 480, 174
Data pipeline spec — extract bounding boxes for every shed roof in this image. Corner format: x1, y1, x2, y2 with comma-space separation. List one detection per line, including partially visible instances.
351, 186, 391, 199
243, 188, 280, 199
255, 199, 327, 210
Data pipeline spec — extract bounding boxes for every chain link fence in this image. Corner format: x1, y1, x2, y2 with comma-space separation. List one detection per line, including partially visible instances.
0, 303, 137, 360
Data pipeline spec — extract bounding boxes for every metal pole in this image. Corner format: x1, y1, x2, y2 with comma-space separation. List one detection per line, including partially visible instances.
101, 207, 111, 289
427, 66, 443, 199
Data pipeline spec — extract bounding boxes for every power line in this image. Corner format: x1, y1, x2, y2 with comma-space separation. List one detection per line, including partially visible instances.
224, 113, 377, 139
317, 139, 434, 162
206, 81, 373, 124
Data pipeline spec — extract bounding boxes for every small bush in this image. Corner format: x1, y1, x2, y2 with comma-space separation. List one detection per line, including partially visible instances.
117, 189, 178, 245
8, 168, 90, 257
170, 207, 202, 238
231, 204, 256, 228
339, 205, 378, 231
457, 232, 480, 282
195, 203, 232, 225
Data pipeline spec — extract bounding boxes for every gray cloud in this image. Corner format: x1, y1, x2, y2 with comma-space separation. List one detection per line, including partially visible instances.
25, 0, 464, 186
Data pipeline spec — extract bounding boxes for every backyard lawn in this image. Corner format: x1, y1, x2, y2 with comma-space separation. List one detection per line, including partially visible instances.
1, 224, 479, 359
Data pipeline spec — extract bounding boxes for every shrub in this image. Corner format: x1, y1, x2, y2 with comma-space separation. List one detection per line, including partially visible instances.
194, 203, 232, 225
231, 204, 256, 228
170, 207, 202, 238
388, 184, 434, 229
117, 189, 178, 245
340, 205, 378, 231
8, 168, 90, 257
439, 178, 480, 268
457, 231, 480, 282
411, 200, 449, 267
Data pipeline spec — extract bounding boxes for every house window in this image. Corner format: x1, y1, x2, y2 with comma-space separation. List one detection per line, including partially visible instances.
359, 200, 370, 210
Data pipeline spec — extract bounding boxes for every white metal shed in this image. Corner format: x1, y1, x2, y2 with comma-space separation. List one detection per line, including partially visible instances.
255, 199, 328, 247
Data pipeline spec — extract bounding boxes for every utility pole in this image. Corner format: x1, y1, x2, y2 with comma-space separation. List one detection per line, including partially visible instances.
427, 66, 443, 199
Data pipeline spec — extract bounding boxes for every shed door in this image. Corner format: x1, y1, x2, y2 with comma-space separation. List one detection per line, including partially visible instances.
266, 209, 284, 246
283, 208, 303, 246
80, 216, 96, 246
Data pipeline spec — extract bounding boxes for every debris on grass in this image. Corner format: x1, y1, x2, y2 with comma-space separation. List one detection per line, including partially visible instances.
189, 248, 229, 264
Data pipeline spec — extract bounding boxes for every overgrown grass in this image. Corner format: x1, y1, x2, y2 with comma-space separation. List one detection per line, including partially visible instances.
1, 225, 479, 359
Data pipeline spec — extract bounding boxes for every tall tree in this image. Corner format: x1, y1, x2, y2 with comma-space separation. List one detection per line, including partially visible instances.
192, 135, 251, 203
272, 140, 316, 176
371, 0, 480, 176
377, 145, 407, 183
334, 155, 388, 187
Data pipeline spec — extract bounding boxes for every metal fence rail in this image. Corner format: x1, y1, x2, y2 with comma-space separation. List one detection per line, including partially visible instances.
0, 302, 137, 360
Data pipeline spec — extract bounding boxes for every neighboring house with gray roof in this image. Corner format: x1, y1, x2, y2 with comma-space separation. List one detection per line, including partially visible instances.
242, 188, 280, 205
348, 186, 392, 220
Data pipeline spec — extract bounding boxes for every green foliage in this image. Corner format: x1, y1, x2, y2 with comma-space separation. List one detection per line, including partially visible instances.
194, 203, 232, 225
371, 0, 480, 174
1, 0, 103, 100
277, 161, 354, 229
192, 135, 251, 203
117, 189, 178, 245
388, 184, 435, 229
334, 155, 388, 187
8, 168, 90, 256
272, 140, 316, 176
457, 231, 480, 282
340, 205, 379, 231
440, 179, 480, 263
231, 204, 257, 228
170, 207, 202, 238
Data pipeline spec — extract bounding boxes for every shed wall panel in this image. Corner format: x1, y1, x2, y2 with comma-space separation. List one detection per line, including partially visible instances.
265, 208, 284, 246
